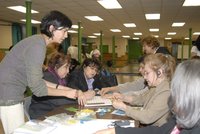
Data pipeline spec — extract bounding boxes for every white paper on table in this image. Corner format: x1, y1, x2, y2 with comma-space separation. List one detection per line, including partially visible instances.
48, 119, 135, 134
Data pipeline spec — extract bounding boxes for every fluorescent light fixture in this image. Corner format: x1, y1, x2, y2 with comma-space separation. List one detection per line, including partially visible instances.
183, 0, 200, 6
122, 35, 130, 38
84, 16, 103, 21
149, 28, 159, 32
134, 33, 142, 35
72, 25, 78, 29
110, 29, 121, 32
132, 37, 140, 40
21, 19, 41, 24
123, 23, 136, 27
193, 32, 200, 35
93, 33, 101, 36
97, 0, 122, 9
7, 6, 39, 13
71, 25, 83, 29
167, 32, 176, 35
153, 35, 159, 38
88, 36, 97, 38
68, 30, 78, 33
165, 37, 172, 40
172, 22, 185, 27
145, 13, 160, 20
184, 37, 189, 40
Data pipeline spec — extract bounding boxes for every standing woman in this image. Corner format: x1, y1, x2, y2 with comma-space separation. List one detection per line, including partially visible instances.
142, 35, 171, 55
0, 10, 77, 134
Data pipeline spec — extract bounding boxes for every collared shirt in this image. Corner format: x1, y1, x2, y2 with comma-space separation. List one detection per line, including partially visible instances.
86, 78, 94, 90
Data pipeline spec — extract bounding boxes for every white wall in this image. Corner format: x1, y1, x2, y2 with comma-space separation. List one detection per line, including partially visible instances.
178, 44, 189, 59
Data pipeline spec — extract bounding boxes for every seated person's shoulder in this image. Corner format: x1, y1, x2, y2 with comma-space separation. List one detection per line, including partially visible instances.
157, 47, 171, 55
68, 68, 82, 79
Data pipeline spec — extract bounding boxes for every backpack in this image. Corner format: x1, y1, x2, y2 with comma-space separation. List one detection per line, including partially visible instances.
99, 69, 118, 88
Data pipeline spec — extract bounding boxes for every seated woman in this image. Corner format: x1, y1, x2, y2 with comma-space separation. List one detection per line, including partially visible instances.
29, 52, 77, 119
67, 58, 102, 106
95, 59, 200, 134
100, 56, 147, 96
108, 53, 176, 126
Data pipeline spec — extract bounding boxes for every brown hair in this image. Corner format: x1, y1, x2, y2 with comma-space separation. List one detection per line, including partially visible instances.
142, 36, 160, 49
48, 52, 70, 69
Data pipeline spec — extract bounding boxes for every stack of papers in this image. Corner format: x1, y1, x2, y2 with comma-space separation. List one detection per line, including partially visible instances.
13, 120, 57, 134
85, 96, 112, 107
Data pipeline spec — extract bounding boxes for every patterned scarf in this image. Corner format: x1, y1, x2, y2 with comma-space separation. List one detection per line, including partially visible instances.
47, 67, 66, 86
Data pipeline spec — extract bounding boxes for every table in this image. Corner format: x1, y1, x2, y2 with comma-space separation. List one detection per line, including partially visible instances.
39, 103, 139, 127
14, 104, 139, 134
40, 103, 132, 121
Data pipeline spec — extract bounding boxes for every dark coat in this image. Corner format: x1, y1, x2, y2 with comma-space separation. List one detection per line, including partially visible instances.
115, 117, 200, 134
156, 47, 171, 55
29, 70, 76, 119
67, 68, 102, 91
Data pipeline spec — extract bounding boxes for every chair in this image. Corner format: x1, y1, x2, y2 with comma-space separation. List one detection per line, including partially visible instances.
23, 96, 32, 120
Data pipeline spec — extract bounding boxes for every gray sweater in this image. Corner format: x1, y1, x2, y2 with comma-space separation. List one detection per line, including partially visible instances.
0, 35, 48, 106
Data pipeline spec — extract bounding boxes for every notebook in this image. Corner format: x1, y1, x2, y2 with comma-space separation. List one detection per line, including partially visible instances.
85, 96, 112, 107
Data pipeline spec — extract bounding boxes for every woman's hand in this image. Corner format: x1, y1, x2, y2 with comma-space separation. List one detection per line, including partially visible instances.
112, 92, 124, 100
65, 89, 77, 99
84, 90, 96, 100
102, 93, 114, 99
100, 87, 116, 96
112, 99, 127, 111
77, 90, 87, 106
94, 128, 115, 134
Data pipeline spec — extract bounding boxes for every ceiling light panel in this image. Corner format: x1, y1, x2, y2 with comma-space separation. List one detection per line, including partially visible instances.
97, 0, 122, 9
134, 33, 142, 35
122, 35, 130, 38
183, 0, 200, 6
145, 13, 160, 20
84, 16, 103, 21
7, 6, 39, 13
172, 22, 185, 27
167, 32, 176, 35
93, 33, 101, 36
21, 19, 41, 24
68, 30, 78, 33
88, 36, 97, 38
193, 32, 200, 35
149, 28, 159, 32
165, 37, 172, 40
132, 37, 140, 40
123, 23, 136, 27
110, 29, 121, 32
